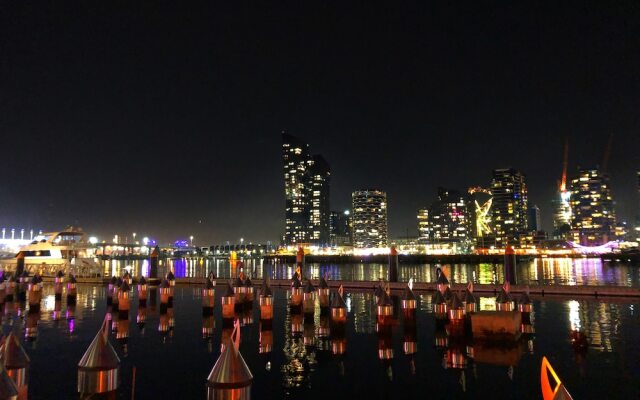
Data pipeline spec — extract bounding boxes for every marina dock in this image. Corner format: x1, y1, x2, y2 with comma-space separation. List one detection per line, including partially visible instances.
171, 277, 640, 298
35, 275, 640, 298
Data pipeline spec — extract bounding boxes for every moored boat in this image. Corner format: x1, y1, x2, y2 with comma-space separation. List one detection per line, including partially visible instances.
0, 227, 101, 277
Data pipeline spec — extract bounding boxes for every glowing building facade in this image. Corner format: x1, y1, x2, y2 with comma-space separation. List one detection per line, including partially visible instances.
422, 188, 469, 248
282, 133, 330, 245
490, 168, 528, 246
352, 190, 388, 248
309, 155, 331, 244
417, 208, 430, 242
553, 191, 572, 234
569, 169, 616, 246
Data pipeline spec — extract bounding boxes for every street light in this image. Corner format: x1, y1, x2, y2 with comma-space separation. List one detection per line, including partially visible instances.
142, 237, 149, 246
190, 235, 194, 246
133, 232, 137, 243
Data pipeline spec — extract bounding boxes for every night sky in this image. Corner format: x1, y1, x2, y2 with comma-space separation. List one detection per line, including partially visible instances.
2, 2, 639, 244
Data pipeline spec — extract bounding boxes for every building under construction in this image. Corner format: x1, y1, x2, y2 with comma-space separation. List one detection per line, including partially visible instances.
552, 138, 572, 239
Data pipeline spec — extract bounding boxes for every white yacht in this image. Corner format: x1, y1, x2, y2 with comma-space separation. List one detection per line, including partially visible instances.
0, 227, 102, 276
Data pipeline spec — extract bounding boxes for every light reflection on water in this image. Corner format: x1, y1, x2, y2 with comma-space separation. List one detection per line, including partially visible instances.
101, 257, 640, 287
3, 284, 638, 399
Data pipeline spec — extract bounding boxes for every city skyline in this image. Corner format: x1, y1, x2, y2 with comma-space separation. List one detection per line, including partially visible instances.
2, 3, 640, 243
1, 129, 638, 245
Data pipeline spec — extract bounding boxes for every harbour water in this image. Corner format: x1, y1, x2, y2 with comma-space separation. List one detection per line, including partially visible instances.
7, 282, 640, 399
101, 257, 640, 287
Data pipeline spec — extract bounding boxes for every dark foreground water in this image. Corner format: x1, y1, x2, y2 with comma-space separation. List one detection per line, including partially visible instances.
7, 284, 640, 399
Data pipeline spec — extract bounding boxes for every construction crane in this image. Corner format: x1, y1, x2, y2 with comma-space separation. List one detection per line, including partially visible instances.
559, 137, 569, 192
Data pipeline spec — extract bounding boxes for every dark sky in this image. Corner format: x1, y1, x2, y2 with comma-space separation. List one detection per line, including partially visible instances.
1, 1, 639, 244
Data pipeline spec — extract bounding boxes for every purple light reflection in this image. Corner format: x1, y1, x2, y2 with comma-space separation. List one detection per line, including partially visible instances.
173, 258, 187, 278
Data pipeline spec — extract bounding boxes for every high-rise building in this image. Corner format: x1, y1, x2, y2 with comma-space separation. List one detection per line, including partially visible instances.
417, 208, 429, 242
490, 168, 528, 246
330, 210, 352, 246
309, 155, 331, 244
352, 190, 388, 248
423, 188, 469, 247
282, 133, 330, 245
569, 169, 616, 246
528, 205, 541, 232
552, 191, 572, 239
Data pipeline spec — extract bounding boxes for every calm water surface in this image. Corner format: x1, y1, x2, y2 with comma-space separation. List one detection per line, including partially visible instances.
101, 257, 640, 287
9, 284, 640, 399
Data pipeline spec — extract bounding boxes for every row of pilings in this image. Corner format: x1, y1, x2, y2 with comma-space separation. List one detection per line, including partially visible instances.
0, 248, 532, 399
427, 268, 540, 390
0, 269, 539, 399
78, 264, 535, 399
0, 269, 79, 400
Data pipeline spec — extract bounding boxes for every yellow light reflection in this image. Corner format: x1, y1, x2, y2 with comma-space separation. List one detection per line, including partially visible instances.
479, 297, 496, 311
43, 294, 56, 312
568, 300, 581, 331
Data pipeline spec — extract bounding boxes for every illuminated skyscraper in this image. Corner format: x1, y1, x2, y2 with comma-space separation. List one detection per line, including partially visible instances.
552, 191, 572, 238
423, 188, 469, 247
417, 208, 429, 242
569, 169, 616, 246
309, 155, 331, 244
282, 133, 330, 245
352, 190, 388, 248
490, 168, 528, 246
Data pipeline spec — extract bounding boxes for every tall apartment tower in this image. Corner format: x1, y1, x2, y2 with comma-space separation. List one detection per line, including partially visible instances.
282, 133, 330, 245
569, 169, 616, 246
490, 168, 529, 246
424, 188, 469, 246
352, 190, 388, 248
309, 155, 331, 244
